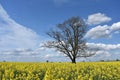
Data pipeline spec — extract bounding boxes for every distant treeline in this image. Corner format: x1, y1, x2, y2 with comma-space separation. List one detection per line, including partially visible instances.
100, 59, 120, 62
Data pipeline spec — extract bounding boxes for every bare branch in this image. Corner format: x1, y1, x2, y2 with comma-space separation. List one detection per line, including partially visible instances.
43, 16, 95, 63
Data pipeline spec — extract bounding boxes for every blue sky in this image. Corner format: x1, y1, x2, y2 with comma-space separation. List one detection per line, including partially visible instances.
0, 0, 120, 62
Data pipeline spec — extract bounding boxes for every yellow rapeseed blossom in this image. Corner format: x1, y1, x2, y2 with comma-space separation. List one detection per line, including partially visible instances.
0, 62, 120, 80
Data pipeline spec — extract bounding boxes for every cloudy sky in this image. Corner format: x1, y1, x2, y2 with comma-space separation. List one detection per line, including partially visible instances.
0, 0, 120, 62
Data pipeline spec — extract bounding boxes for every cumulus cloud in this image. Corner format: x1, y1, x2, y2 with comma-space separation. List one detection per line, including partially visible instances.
87, 13, 111, 25
85, 25, 111, 39
85, 21, 120, 39
0, 4, 40, 51
0, 46, 66, 62
87, 51, 111, 61
85, 43, 120, 61
110, 22, 120, 31
87, 43, 120, 50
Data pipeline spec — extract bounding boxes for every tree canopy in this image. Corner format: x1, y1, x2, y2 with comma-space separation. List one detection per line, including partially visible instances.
44, 17, 97, 63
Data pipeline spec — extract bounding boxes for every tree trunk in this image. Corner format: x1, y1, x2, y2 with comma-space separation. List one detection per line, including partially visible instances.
71, 57, 76, 64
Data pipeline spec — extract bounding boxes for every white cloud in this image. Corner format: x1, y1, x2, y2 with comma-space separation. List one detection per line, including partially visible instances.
87, 51, 111, 61
0, 4, 40, 51
87, 43, 120, 50
110, 22, 120, 31
85, 43, 120, 61
0, 48, 33, 55
0, 42, 120, 62
0, 46, 67, 62
96, 51, 110, 57
87, 13, 111, 25
114, 31, 120, 34
85, 25, 111, 39
44, 54, 61, 59
85, 22, 120, 39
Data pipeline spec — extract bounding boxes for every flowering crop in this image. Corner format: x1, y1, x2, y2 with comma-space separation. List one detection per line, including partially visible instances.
0, 62, 120, 80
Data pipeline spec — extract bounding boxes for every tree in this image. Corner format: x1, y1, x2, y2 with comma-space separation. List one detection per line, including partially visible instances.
116, 59, 119, 61
44, 17, 96, 63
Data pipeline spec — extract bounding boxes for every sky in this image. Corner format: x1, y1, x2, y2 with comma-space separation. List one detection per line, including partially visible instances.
0, 0, 120, 62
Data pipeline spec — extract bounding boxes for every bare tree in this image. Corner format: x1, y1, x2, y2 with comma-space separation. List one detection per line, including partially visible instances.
44, 17, 96, 63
